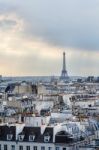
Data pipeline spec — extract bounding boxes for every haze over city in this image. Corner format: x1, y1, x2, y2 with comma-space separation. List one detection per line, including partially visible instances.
0, 0, 99, 76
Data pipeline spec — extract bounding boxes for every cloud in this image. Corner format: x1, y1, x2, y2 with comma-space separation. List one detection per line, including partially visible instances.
9, 0, 99, 51
0, 12, 62, 76
0, 0, 99, 50
0, 0, 99, 76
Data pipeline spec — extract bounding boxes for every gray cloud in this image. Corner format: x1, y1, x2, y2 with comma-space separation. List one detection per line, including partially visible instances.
0, 0, 99, 50
13, 0, 99, 50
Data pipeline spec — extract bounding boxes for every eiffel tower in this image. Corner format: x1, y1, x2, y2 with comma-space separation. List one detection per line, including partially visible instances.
60, 52, 69, 82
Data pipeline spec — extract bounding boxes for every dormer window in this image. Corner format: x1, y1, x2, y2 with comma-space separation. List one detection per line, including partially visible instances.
44, 135, 50, 143
18, 135, 24, 141
29, 135, 35, 141
7, 134, 13, 141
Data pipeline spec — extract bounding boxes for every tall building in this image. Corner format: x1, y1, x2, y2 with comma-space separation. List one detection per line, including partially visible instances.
60, 52, 69, 82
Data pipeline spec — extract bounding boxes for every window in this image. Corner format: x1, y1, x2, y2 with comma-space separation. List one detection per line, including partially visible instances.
7, 134, 13, 140
33, 146, 37, 150
56, 147, 60, 150
41, 146, 45, 150
29, 135, 35, 141
19, 146, 23, 150
26, 146, 30, 150
11, 145, 15, 150
18, 135, 24, 141
4, 145, 7, 150
44, 136, 50, 142
48, 147, 52, 150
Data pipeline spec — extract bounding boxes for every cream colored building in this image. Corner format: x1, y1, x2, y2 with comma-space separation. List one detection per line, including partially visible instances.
13, 83, 33, 95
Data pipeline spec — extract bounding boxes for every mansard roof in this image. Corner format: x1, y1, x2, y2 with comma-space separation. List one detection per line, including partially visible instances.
18, 126, 41, 142
38, 127, 53, 143
55, 130, 74, 144
0, 125, 77, 144
0, 125, 16, 141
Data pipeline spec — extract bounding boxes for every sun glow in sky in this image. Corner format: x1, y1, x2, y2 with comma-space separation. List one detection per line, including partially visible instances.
0, 0, 99, 76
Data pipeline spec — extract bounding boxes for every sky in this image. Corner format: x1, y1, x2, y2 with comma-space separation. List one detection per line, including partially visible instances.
0, 0, 99, 76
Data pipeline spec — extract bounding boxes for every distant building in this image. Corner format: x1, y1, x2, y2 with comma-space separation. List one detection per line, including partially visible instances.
0, 75, 2, 82
13, 82, 33, 95
86, 76, 95, 82
96, 77, 99, 83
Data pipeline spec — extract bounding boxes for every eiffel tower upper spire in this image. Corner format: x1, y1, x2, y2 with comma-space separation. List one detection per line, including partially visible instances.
63, 52, 66, 71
